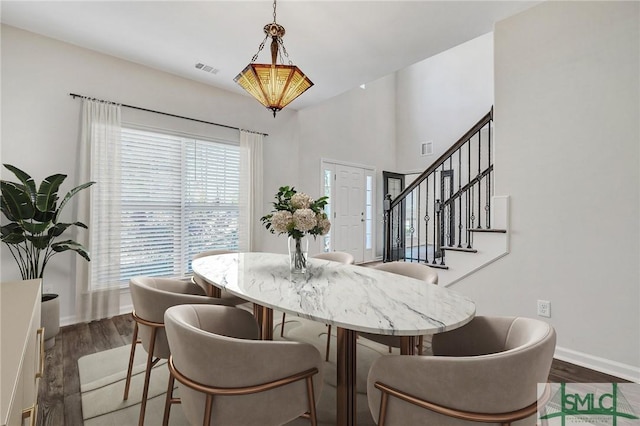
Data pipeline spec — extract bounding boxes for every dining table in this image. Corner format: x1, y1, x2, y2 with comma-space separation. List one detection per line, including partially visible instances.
192, 252, 476, 426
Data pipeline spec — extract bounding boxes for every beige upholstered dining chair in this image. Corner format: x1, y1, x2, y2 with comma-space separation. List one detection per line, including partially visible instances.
311, 251, 356, 264
373, 260, 439, 283
358, 261, 438, 355
125, 276, 234, 426
191, 250, 248, 306
280, 251, 355, 361
163, 304, 324, 426
367, 316, 557, 425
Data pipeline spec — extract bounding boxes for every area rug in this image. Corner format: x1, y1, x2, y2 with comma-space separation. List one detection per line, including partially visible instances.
78, 313, 417, 425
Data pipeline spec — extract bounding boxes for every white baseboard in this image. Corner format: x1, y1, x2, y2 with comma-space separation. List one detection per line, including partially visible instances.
60, 302, 134, 327
60, 315, 76, 327
555, 345, 640, 383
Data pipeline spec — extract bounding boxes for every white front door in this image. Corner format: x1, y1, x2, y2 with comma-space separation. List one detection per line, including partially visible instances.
334, 164, 366, 262
322, 160, 375, 263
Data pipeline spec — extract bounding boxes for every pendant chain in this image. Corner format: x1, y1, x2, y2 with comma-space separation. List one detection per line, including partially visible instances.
273, 0, 277, 23
249, 0, 293, 66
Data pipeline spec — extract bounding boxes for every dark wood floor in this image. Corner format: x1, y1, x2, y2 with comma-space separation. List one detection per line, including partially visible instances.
37, 314, 135, 426
37, 314, 629, 425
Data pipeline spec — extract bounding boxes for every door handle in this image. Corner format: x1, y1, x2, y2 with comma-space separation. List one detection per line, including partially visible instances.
36, 327, 45, 378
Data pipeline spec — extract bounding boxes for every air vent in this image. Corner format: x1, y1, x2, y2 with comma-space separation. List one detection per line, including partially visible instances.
195, 63, 220, 75
421, 141, 433, 156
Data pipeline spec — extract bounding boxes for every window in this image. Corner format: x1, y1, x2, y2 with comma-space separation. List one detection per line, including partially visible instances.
322, 168, 333, 252
99, 126, 240, 287
365, 174, 373, 250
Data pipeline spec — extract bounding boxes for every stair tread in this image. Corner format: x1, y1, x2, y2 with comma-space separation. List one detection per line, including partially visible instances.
425, 263, 449, 270
401, 259, 449, 270
469, 228, 507, 233
441, 246, 478, 253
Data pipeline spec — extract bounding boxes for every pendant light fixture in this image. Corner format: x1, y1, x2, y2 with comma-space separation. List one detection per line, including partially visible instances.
234, 0, 313, 117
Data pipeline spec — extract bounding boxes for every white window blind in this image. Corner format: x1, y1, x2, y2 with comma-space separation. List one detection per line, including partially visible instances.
100, 126, 240, 287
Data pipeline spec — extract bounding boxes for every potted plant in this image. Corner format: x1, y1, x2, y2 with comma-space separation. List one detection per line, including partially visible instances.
1, 164, 94, 348
261, 186, 330, 274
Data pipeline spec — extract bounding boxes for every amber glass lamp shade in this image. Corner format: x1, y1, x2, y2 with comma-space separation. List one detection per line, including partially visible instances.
234, 63, 313, 117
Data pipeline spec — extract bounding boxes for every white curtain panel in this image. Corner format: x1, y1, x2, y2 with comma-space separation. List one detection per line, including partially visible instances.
75, 99, 122, 322
239, 130, 264, 252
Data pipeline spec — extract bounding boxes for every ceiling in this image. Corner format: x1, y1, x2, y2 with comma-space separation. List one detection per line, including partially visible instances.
0, 1, 539, 111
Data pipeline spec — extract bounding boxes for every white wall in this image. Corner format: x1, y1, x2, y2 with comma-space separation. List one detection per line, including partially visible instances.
0, 24, 299, 322
453, 1, 640, 380
3, 1, 638, 381
395, 32, 494, 174
274, 33, 492, 259
296, 75, 397, 257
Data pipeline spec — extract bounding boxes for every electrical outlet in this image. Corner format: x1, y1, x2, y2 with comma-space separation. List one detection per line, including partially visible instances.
537, 300, 551, 318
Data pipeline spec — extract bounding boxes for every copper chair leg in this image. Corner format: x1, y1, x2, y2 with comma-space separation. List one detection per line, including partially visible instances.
306, 376, 318, 426
280, 312, 286, 337
378, 390, 389, 426
325, 325, 332, 361
138, 327, 157, 426
162, 370, 176, 426
203, 394, 214, 426
418, 335, 424, 355
123, 319, 139, 400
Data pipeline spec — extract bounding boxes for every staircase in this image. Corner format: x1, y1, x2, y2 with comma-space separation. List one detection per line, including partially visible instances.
383, 108, 509, 286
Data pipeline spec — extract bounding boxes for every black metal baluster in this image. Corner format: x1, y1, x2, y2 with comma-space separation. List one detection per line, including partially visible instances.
485, 176, 490, 229
466, 189, 471, 249
437, 199, 445, 266
391, 205, 396, 261
432, 174, 437, 265
486, 122, 492, 228
470, 185, 475, 230
424, 179, 430, 264
440, 163, 446, 250
457, 147, 463, 247
409, 190, 415, 261
440, 163, 447, 266
435, 199, 441, 264
477, 130, 482, 229
468, 136, 472, 241
417, 183, 421, 263
395, 206, 404, 260
390, 205, 395, 261
383, 194, 391, 261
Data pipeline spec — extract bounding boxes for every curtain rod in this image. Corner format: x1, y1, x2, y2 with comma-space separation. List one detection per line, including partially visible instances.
69, 93, 268, 137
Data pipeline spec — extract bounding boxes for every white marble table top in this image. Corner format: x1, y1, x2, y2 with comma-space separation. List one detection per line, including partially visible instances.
193, 252, 476, 336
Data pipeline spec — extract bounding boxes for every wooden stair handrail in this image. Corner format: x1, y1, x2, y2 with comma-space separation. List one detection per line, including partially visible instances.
390, 108, 493, 210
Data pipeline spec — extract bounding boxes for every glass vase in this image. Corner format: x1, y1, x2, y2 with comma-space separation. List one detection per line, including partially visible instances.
288, 236, 308, 274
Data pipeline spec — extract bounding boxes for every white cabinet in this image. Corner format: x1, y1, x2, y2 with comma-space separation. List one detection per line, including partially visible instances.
1, 280, 43, 426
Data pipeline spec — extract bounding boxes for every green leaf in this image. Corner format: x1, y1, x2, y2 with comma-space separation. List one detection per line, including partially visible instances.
25, 234, 51, 250
48, 222, 71, 237
33, 208, 55, 223
48, 221, 87, 238
4, 164, 37, 203
36, 173, 66, 213
51, 240, 91, 262
1, 181, 35, 220
1, 196, 17, 221
54, 181, 95, 223
1, 223, 25, 244
21, 220, 51, 235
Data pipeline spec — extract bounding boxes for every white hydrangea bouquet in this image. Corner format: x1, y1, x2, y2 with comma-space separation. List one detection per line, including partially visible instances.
261, 186, 331, 272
